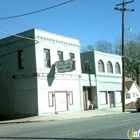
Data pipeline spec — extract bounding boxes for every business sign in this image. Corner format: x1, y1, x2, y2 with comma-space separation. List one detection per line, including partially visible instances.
127, 127, 140, 139
55, 59, 75, 73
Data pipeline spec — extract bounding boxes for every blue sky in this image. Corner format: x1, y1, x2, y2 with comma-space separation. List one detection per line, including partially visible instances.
0, 0, 139, 49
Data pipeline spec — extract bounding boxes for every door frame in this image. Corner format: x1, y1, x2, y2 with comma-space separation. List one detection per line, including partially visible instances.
54, 91, 68, 113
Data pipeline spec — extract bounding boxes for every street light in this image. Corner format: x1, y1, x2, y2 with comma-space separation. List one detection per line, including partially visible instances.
114, 0, 134, 112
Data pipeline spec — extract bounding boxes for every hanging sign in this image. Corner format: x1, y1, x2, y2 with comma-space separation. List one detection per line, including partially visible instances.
55, 59, 75, 73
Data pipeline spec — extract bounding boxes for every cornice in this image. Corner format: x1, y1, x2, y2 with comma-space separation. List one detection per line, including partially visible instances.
35, 35, 80, 48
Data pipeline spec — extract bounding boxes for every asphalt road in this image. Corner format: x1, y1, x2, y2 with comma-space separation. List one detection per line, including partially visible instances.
0, 112, 140, 140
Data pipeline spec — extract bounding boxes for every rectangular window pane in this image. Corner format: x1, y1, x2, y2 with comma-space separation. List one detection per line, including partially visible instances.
116, 91, 122, 103
44, 49, 50, 68
107, 64, 111, 72
126, 93, 131, 99
48, 92, 54, 107
57, 51, 63, 61
69, 53, 74, 59
85, 62, 91, 72
98, 64, 103, 72
18, 50, 24, 69
69, 91, 73, 105
100, 92, 107, 104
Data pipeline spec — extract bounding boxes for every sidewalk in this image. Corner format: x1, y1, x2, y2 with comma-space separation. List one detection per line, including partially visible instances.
0, 107, 134, 124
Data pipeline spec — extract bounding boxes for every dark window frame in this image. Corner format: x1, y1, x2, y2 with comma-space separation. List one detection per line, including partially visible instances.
44, 49, 51, 68
115, 62, 121, 74
18, 50, 24, 69
69, 91, 74, 105
57, 51, 63, 61
69, 53, 75, 59
107, 61, 113, 73
84, 60, 91, 73
0, 58, 1, 73
48, 91, 54, 107
98, 60, 105, 72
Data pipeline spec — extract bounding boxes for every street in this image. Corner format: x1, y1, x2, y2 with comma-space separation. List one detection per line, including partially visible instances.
0, 112, 140, 139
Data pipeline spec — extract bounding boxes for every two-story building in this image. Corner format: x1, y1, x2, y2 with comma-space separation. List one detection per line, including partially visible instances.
0, 28, 123, 119
0, 29, 83, 119
80, 51, 122, 109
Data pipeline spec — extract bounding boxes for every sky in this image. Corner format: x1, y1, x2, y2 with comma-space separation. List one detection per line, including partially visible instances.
0, 0, 140, 50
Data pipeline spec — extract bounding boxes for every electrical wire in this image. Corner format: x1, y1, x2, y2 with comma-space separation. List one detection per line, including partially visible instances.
61, 12, 119, 34
0, 0, 73, 20
0, 30, 38, 43
73, 1, 120, 24
61, 1, 140, 34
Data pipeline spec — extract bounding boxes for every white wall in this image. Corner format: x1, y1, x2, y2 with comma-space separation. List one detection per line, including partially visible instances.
126, 82, 140, 104
94, 51, 122, 109
80, 51, 122, 109
81, 74, 96, 86
37, 76, 82, 114
0, 29, 83, 116
0, 29, 38, 116
34, 29, 82, 114
35, 29, 81, 75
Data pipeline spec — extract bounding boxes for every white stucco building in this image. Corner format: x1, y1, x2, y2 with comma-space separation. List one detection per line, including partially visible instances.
125, 77, 140, 104
80, 51, 122, 109
0, 29, 83, 119
0, 28, 124, 119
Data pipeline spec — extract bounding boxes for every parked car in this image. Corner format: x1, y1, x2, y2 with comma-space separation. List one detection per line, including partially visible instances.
136, 97, 140, 111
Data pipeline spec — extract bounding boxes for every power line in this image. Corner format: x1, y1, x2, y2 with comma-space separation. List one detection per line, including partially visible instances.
73, 1, 120, 24
0, 30, 38, 43
114, 0, 134, 113
61, 12, 119, 34
61, 1, 140, 35
0, 0, 73, 20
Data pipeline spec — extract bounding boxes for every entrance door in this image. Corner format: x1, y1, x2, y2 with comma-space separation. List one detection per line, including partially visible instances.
83, 91, 87, 109
55, 92, 67, 112
109, 92, 114, 108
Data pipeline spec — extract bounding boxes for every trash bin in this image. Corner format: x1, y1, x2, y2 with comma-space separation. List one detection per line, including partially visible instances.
89, 104, 94, 109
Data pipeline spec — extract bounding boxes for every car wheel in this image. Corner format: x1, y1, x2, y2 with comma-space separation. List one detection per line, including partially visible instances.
137, 109, 140, 112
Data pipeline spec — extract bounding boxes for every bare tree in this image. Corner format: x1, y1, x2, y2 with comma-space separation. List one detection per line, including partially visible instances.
95, 40, 114, 53
82, 40, 114, 54
115, 33, 140, 85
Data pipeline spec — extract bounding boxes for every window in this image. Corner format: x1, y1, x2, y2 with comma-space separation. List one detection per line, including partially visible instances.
115, 62, 121, 74
107, 61, 113, 73
69, 53, 75, 59
126, 93, 131, 99
57, 51, 63, 61
18, 50, 24, 69
88, 87, 92, 101
84, 60, 91, 73
44, 49, 50, 68
98, 60, 104, 72
0, 58, 1, 72
116, 91, 122, 103
100, 92, 108, 104
133, 93, 135, 98
69, 91, 73, 105
48, 92, 54, 107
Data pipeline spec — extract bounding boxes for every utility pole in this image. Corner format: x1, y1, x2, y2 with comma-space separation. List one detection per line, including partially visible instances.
114, 0, 134, 112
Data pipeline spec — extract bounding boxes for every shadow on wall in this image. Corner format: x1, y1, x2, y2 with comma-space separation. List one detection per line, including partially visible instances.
47, 64, 55, 86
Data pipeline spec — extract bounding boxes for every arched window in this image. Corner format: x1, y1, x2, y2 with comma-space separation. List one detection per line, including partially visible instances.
107, 61, 113, 73
115, 62, 121, 74
98, 60, 105, 72
84, 60, 91, 73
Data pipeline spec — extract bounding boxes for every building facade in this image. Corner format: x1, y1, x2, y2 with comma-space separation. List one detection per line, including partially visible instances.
0, 28, 123, 119
125, 77, 140, 104
80, 51, 122, 109
0, 29, 83, 118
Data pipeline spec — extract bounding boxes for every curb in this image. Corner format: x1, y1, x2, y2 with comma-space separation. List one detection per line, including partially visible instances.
0, 111, 127, 124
